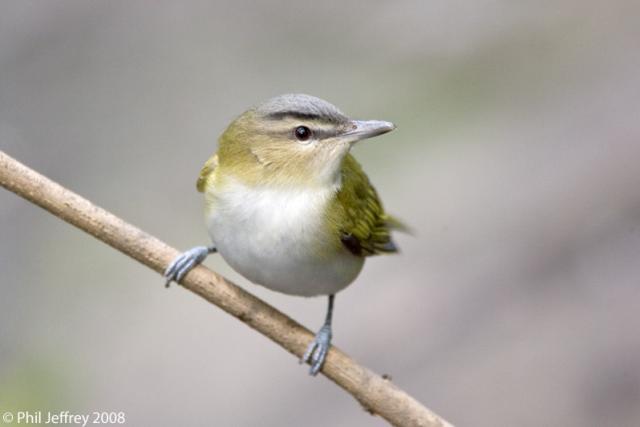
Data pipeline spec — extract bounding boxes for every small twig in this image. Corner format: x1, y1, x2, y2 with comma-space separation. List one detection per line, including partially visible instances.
0, 150, 454, 427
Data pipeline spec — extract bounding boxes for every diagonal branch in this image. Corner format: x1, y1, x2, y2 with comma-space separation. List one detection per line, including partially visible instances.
0, 150, 454, 427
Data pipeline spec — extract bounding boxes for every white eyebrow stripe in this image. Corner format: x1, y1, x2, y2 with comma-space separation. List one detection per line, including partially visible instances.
259, 118, 343, 139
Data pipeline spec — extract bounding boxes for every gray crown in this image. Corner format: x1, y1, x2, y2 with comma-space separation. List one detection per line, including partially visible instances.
256, 94, 349, 124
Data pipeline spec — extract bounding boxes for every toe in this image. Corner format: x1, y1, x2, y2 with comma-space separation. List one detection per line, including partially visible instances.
175, 258, 197, 282
309, 343, 329, 375
164, 252, 189, 278
301, 341, 317, 364
163, 258, 179, 278
309, 353, 324, 375
310, 362, 321, 376
164, 246, 212, 287
311, 344, 322, 365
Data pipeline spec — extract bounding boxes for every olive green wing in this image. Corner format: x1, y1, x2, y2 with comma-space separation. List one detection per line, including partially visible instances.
196, 154, 218, 193
332, 154, 399, 257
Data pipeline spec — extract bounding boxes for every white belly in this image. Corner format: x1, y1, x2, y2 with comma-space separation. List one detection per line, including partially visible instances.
205, 180, 364, 297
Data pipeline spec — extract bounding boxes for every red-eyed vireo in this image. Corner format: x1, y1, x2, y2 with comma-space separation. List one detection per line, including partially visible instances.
164, 94, 401, 375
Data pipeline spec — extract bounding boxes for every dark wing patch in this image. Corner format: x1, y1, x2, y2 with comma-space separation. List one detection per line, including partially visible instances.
340, 233, 363, 256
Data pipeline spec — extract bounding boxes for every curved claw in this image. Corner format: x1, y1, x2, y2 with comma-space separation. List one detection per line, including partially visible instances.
301, 324, 332, 375
164, 246, 215, 287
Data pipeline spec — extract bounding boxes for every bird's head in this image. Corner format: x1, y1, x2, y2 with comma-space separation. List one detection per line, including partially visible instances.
216, 94, 395, 188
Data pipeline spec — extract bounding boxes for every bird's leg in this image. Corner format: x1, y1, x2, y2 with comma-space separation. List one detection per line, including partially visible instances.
302, 294, 335, 375
164, 245, 217, 288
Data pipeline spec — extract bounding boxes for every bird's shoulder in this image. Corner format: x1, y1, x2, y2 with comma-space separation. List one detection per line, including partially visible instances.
196, 153, 219, 193
330, 154, 398, 257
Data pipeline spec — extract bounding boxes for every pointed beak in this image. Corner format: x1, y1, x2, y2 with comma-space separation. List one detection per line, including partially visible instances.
338, 120, 396, 144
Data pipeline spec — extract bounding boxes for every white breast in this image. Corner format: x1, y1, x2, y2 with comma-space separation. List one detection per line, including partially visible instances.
205, 179, 363, 296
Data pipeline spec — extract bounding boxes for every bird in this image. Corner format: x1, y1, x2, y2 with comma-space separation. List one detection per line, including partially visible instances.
164, 93, 400, 375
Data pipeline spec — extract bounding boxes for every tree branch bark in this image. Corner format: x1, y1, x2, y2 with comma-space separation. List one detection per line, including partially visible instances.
0, 150, 454, 427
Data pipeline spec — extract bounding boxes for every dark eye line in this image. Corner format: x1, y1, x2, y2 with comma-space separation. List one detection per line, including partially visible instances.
262, 127, 338, 140
293, 127, 340, 141
314, 128, 341, 139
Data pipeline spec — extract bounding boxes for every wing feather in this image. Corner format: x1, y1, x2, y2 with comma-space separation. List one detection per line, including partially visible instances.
196, 154, 218, 193
333, 155, 399, 257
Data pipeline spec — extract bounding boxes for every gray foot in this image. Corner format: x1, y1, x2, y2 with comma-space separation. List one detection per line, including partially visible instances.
164, 245, 216, 287
301, 324, 332, 376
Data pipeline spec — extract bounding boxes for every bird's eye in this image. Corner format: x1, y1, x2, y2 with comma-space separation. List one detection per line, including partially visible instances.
294, 126, 312, 141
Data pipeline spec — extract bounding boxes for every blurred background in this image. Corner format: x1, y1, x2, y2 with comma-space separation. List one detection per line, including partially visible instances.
1, 1, 639, 426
